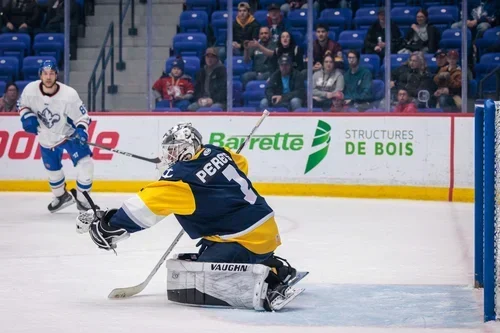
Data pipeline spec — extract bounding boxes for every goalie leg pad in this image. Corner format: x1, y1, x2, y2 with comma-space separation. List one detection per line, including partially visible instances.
166, 259, 271, 311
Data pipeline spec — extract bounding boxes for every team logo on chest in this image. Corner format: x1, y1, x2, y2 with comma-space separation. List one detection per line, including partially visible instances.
37, 108, 61, 128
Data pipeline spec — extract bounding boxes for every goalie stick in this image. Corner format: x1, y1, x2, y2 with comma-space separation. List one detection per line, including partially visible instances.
107, 110, 271, 299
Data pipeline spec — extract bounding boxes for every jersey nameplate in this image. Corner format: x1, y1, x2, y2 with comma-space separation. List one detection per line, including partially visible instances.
195, 152, 233, 183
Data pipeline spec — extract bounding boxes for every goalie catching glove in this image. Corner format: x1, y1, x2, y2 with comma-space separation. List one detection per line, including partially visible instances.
76, 209, 130, 250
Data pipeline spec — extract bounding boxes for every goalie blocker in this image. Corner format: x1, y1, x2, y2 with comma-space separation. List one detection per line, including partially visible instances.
166, 254, 306, 311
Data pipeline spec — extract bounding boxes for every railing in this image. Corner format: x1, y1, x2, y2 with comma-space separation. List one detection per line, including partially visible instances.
478, 66, 500, 100
88, 22, 118, 111
116, 0, 137, 71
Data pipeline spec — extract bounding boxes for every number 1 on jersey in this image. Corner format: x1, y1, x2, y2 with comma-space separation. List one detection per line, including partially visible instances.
222, 165, 257, 204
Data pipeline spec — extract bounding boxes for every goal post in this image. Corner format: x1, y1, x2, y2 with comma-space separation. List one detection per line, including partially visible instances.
475, 98, 500, 322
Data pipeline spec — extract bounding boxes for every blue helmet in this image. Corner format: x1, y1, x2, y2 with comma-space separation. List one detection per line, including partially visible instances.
38, 60, 59, 76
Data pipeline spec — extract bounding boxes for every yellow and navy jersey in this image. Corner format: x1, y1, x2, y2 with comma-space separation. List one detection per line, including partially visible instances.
109, 144, 281, 254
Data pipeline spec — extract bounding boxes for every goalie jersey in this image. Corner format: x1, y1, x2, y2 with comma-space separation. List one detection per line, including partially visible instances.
110, 144, 282, 254
17, 81, 91, 148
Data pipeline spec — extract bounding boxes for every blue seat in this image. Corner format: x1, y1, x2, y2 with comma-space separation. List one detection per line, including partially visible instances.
0, 81, 6, 97
267, 107, 289, 112
469, 79, 477, 98
480, 53, 500, 65
360, 54, 380, 77
179, 11, 209, 33
33, 33, 64, 64
372, 79, 384, 101
391, 54, 410, 69
185, 0, 215, 16
0, 56, 20, 81
391, 7, 420, 27
153, 107, 182, 112
476, 28, 500, 56
233, 106, 257, 112
197, 106, 224, 112
211, 17, 229, 47
0, 34, 30, 63
338, 31, 367, 53
165, 56, 200, 78
287, 9, 317, 36
15, 80, 31, 94
318, 9, 350, 36
243, 80, 266, 107
225, 56, 251, 80
254, 10, 269, 27
476, 63, 500, 94
427, 6, 458, 25
353, 8, 378, 29
23, 56, 57, 81
424, 53, 438, 73
439, 28, 471, 49
233, 80, 242, 107
172, 33, 207, 57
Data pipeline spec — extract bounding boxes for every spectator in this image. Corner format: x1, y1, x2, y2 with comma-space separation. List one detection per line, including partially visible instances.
329, 91, 346, 112
280, 0, 319, 15
364, 7, 402, 59
242, 26, 277, 87
312, 54, 345, 110
434, 49, 448, 69
152, 57, 194, 111
232, 2, 260, 56
0, 83, 18, 112
312, 23, 342, 72
451, 0, 500, 40
266, 3, 285, 43
272, 31, 305, 72
398, 9, 440, 54
393, 88, 417, 113
390, 51, 436, 107
343, 50, 373, 111
188, 48, 228, 111
2, 0, 41, 34
319, 0, 348, 11
433, 50, 461, 112
260, 54, 305, 111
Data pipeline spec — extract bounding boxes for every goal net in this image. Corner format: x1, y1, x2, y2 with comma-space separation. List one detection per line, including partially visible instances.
475, 99, 500, 322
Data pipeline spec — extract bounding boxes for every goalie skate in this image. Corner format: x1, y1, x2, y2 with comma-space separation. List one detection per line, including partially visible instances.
266, 285, 305, 311
287, 271, 309, 287
70, 189, 99, 212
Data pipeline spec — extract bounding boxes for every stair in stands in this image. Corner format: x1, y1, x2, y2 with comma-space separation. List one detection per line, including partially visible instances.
69, 0, 183, 111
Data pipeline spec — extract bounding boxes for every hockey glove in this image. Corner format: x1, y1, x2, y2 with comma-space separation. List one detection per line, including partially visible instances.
21, 112, 39, 135
72, 126, 89, 145
88, 209, 130, 251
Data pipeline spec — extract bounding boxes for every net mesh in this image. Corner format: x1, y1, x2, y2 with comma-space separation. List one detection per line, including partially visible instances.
495, 101, 500, 318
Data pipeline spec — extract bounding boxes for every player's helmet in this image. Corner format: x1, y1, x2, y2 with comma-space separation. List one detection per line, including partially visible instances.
161, 122, 203, 168
38, 60, 59, 76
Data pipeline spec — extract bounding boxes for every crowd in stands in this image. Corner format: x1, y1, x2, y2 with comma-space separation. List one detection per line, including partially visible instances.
154, 0, 500, 113
0, 0, 82, 112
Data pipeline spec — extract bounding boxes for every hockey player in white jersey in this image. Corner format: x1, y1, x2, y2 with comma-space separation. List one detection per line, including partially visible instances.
18, 60, 95, 213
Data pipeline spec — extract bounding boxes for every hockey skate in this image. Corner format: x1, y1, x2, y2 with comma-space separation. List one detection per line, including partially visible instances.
265, 284, 305, 311
48, 190, 75, 213
70, 189, 99, 212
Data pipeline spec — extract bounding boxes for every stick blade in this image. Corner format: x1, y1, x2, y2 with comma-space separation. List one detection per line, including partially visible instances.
108, 285, 145, 299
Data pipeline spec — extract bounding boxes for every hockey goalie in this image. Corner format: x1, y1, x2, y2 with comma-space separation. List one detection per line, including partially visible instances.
77, 122, 308, 311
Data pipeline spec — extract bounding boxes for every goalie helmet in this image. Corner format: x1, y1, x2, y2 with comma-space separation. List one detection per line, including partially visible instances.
160, 122, 203, 168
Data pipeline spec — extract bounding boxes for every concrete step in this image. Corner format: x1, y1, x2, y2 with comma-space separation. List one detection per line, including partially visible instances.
74, 46, 172, 61
86, 14, 178, 26
81, 92, 152, 111
69, 58, 164, 72
78, 29, 175, 47
91, 3, 181, 17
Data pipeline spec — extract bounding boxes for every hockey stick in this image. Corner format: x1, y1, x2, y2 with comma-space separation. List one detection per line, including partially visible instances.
107, 109, 271, 299
78, 140, 161, 164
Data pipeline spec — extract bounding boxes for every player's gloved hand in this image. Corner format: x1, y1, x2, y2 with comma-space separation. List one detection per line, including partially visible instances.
72, 126, 89, 145
87, 209, 130, 251
20, 113, 39, 135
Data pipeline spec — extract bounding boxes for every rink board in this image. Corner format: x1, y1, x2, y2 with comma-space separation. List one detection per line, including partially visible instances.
0, 113, 474, 202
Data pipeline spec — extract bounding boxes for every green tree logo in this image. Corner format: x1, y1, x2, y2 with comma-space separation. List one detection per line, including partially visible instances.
305, 120, 331, 174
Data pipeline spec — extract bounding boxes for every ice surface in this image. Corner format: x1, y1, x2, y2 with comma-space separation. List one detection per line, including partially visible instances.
0, 193, 498, 333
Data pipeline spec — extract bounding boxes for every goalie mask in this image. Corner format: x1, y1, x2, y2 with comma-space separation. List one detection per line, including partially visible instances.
161, 123, 202, 168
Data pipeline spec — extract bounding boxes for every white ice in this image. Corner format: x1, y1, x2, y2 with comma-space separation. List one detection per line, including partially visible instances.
0, 193, 498, 333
